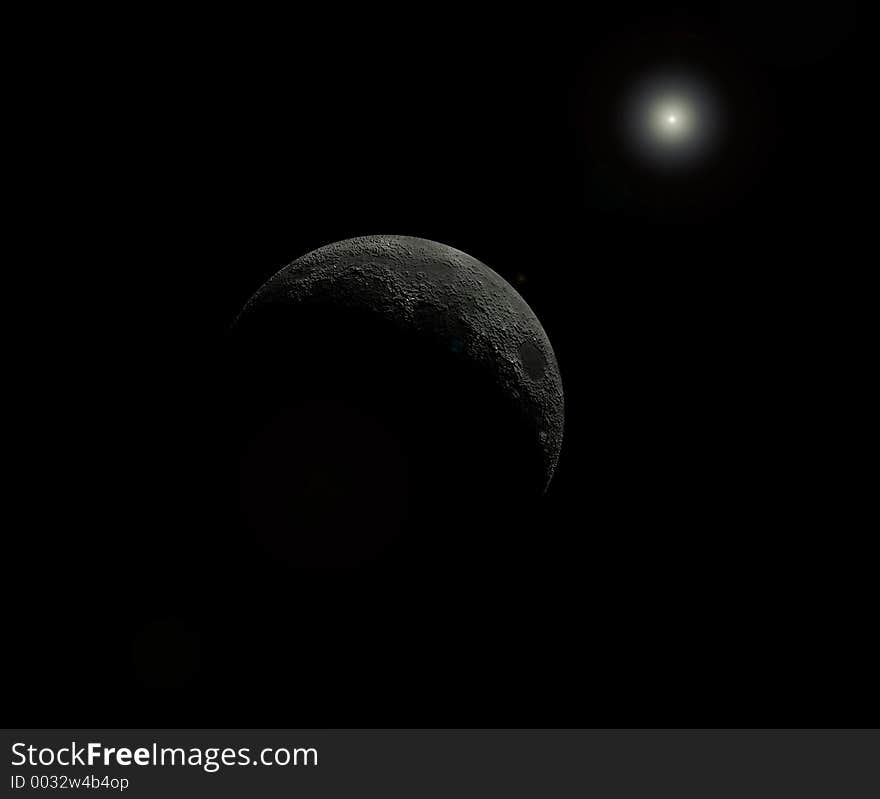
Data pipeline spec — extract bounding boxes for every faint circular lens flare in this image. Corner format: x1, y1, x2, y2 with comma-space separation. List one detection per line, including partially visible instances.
622, 71, 722, 170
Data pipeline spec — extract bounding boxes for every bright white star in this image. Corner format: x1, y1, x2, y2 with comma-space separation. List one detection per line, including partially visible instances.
621, 70, 723, 170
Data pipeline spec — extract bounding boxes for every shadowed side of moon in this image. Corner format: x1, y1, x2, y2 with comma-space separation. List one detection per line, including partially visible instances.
226, 235, 564, 568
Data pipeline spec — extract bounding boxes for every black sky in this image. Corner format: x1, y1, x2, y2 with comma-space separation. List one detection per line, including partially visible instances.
8, 3, 872, 727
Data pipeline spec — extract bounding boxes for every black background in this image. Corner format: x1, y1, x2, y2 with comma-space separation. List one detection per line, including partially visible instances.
8, 3, 873, 727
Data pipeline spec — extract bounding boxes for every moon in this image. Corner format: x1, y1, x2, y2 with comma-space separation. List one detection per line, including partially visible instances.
228, 235, 564, 566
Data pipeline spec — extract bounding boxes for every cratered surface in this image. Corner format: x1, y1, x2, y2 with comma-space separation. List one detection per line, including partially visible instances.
229, 235, 563, 567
